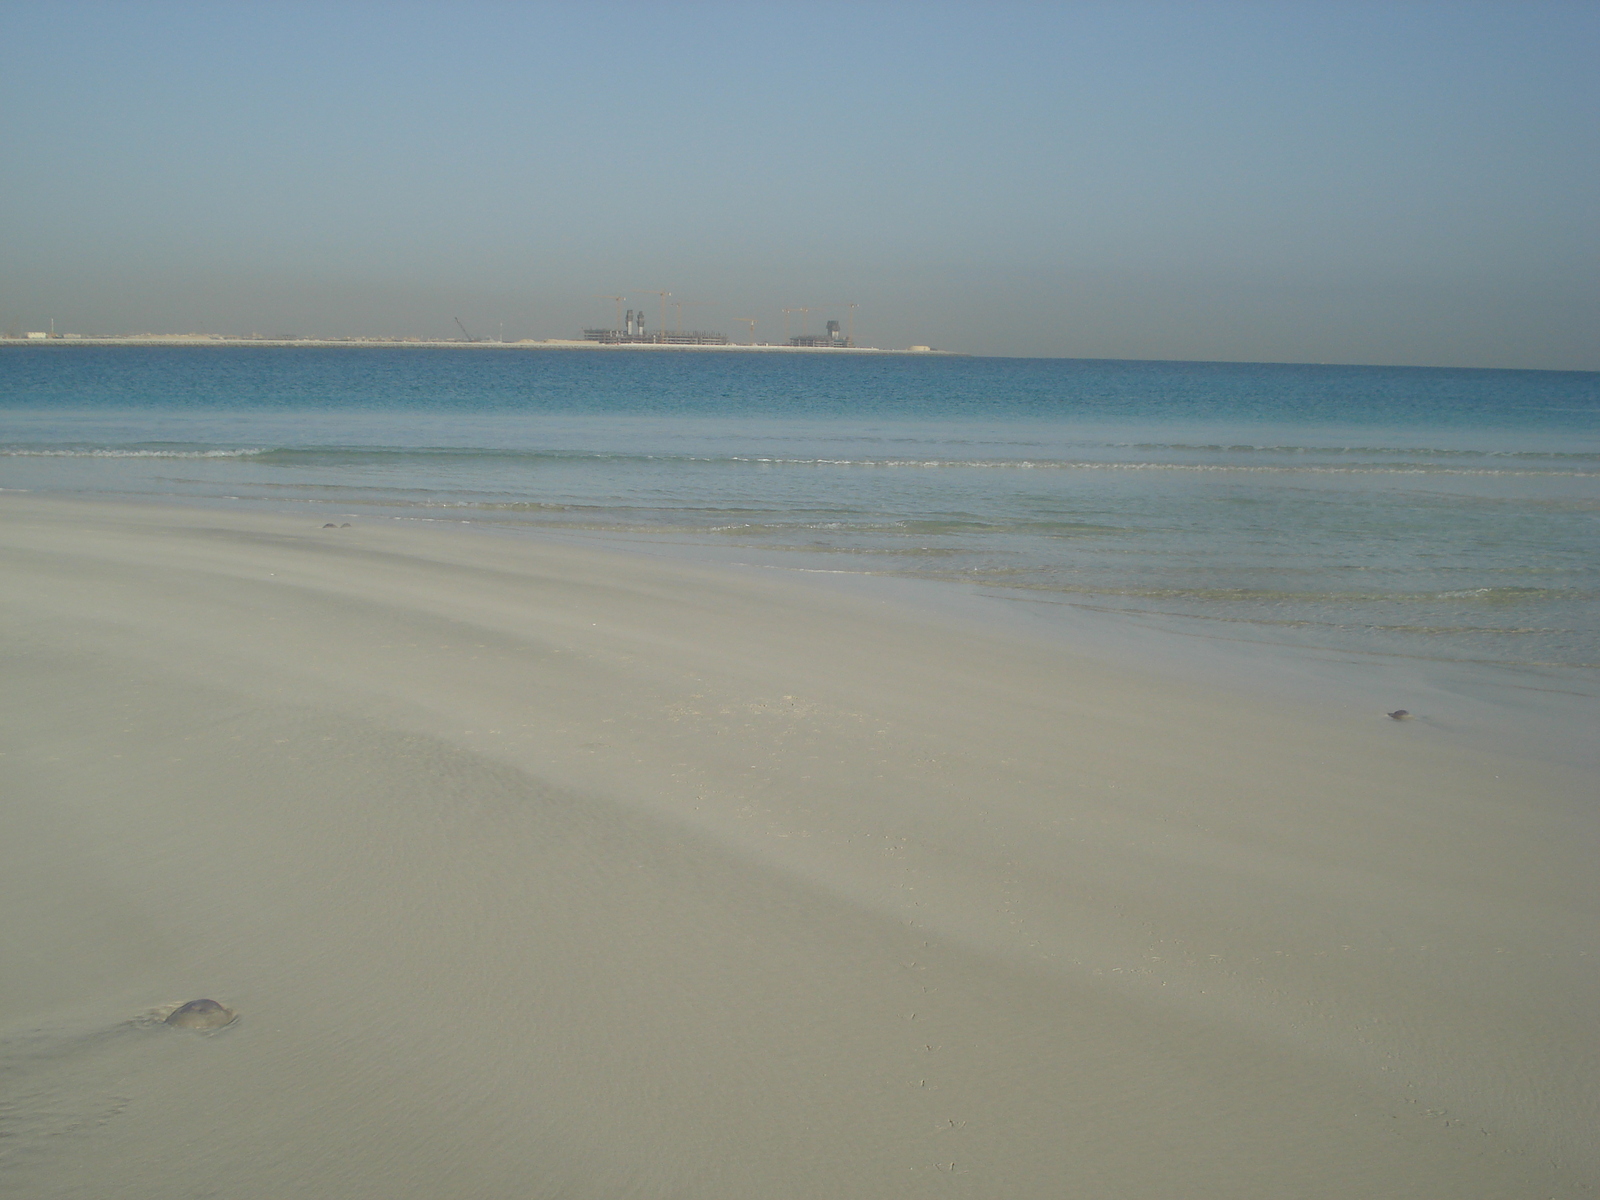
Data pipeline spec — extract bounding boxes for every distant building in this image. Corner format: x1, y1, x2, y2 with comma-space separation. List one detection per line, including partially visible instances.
582, 323, 729, 346
789, 318, 852, 348
25, 331, 47, 339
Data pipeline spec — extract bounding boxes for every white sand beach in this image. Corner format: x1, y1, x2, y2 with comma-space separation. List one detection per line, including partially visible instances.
1, 494, 1594, 1198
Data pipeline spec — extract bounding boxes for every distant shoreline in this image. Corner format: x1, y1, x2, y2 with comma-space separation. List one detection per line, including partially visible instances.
2, 336, 953, 355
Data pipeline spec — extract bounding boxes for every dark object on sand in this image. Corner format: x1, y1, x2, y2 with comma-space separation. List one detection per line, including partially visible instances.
340, 522, 351, 527
1387, 709, 1412, 720
323, 522, 338, 528
165, 999, 236, 1030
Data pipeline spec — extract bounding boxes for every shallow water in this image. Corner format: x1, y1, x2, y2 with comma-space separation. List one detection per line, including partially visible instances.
3, 346, 1597, 678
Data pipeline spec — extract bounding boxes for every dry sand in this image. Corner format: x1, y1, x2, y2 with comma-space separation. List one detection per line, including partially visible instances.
1, 494, 1594, 1198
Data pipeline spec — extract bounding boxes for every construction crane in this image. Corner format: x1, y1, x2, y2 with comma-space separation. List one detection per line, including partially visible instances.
454, 317, 476, 342
593, 295, 624, 331
782, 306, 814, 339
671, 299, 710, 334
733, 318, 757, 345
634, 290, 671, 337
803, 302, 860, 345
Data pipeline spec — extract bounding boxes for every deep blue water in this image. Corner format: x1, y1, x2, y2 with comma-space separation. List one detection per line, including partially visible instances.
4, 345, 1598, 670
4, 345, 1597, 428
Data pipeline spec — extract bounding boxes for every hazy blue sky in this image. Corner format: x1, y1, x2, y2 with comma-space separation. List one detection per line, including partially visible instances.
3, 1, 1596, 367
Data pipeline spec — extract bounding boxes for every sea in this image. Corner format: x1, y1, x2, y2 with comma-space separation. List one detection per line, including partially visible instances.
4, 345, 1597, 761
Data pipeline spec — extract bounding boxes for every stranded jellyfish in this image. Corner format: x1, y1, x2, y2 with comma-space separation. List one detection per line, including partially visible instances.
165, 999, 237, 1030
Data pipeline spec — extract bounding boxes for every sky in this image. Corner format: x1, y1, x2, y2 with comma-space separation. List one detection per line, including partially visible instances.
2, 0, 1596, 368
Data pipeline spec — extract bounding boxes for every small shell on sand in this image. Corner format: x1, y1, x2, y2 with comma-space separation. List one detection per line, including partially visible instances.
165, 999, 237, 1030
1387, 709, 1413, 720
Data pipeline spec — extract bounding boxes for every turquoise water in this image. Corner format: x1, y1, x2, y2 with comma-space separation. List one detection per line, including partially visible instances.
4, 346, 1598, 673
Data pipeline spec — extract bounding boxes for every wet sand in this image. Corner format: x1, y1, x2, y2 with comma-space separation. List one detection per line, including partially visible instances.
1, 495, 1594, 1198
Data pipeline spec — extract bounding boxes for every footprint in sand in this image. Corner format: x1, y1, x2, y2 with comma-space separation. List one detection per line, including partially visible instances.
0, 1000, 238, 1175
